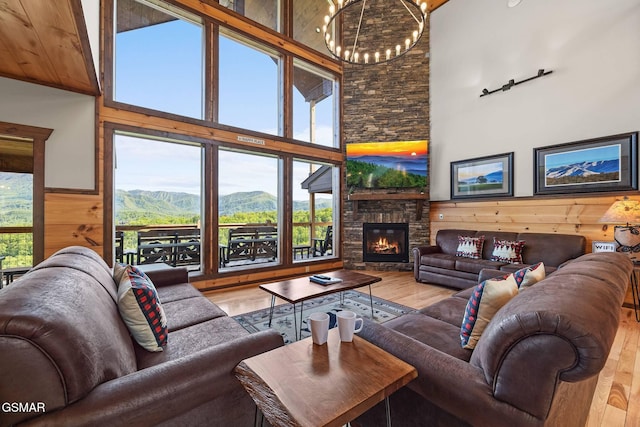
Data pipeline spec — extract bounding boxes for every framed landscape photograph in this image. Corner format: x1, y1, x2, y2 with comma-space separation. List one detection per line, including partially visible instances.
534, 132, 638, 195
450, 152, 513, 199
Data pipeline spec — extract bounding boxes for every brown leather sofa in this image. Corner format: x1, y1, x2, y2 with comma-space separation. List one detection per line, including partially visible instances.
0, 246, 283, 427
356, 252, 632, 427
414, 229, 586, 289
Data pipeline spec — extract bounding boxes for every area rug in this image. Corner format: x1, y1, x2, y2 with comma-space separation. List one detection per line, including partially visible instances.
232, 290, 415, 344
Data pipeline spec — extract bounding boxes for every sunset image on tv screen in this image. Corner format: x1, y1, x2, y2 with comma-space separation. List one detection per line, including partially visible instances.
346, 140, 428, 189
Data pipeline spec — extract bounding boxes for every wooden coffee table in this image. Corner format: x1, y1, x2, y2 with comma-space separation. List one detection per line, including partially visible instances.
234, 328, 417, 427
259, 270, 382, 340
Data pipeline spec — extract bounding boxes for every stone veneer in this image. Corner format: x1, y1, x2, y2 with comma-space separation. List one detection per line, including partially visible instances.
342, 9, 431, 271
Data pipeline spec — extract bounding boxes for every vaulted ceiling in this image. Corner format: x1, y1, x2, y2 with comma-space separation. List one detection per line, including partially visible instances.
0, 0, 449, 97
0, 0, 99, 95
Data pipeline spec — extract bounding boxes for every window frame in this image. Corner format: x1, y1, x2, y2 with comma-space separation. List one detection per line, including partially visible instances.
102, 0, 344, 284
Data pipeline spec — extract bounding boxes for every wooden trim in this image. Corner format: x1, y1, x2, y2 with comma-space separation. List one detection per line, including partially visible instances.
205, 144, 216, 272
103, 124, 115, 266
205, 21, 216, 123
281, 155, 293, 265
100, 105, 344, 163
283, 55, 293, 139
0, 121, 53, 265
103, 0, 115, 108
281, 0, 292, 38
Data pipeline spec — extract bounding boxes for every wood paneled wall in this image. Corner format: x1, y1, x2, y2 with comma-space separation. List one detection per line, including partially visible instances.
429, 195, 639, 251
44, 193, 104, 258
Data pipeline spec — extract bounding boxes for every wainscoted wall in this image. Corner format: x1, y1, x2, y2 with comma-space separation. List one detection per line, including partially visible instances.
44, 193, 104, 258
429, 195, 637, 253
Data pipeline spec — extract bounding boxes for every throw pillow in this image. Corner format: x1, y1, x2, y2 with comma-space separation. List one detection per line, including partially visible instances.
491, 238, 526, 264
114, 264, 168, 352
456, 235, 485, 260
514, 262, 546, 290
460, 274, 518, 349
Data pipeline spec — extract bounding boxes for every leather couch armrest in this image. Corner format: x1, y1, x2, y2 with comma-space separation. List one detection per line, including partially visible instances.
412, 245, 441, 280
358, 320, 531, 427
478, 268, 508, 283
143, 266, 189, 287
24, 330, 284, 427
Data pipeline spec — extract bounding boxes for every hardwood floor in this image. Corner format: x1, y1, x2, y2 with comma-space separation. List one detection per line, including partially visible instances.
204, 270, 640, 427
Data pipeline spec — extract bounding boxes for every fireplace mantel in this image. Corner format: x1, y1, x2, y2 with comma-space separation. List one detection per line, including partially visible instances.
348, 193, 428, 220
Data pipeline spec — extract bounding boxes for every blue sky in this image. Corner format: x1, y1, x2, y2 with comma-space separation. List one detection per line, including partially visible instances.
114, 13, 334, 199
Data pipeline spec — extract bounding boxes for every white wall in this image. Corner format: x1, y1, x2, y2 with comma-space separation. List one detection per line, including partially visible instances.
430, 0, 640, 200
0, 77, 95, 190
81, 0, 101, 78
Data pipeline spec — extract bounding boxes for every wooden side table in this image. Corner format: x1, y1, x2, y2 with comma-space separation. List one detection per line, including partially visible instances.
234, 329, 417, 427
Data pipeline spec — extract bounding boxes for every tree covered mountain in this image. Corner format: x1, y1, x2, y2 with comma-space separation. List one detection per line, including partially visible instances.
0, 173, 33, 226
0, 171, 331, 226
116, 189, 331, 223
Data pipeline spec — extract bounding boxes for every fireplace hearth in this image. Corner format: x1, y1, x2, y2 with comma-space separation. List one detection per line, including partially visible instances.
362, 223, 409, 263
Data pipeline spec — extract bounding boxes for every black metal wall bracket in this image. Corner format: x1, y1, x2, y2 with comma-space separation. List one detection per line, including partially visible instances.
480, 69, 553, 98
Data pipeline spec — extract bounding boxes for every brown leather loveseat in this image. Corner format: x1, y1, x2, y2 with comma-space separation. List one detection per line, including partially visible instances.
356, 252, 632, 427
414, 229, 586, 289
0, 246, 283, 426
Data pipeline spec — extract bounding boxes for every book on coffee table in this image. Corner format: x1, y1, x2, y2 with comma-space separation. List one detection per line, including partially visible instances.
309, 275, 343, 285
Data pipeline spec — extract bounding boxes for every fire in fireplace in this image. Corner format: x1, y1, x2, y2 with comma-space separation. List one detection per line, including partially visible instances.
362, 223, 409, 262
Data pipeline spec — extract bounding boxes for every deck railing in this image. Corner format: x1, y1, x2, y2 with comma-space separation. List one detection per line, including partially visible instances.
116, 221, 332, 265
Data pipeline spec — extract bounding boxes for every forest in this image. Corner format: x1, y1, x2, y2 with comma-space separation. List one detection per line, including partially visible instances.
346, 159, 426, 189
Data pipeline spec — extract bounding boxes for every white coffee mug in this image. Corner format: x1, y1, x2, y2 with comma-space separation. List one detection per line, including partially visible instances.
308, 312, 330, 345
337, 310, 364, 342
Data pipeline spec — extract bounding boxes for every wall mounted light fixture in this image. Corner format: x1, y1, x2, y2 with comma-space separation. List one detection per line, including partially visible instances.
480, 68, 553, 98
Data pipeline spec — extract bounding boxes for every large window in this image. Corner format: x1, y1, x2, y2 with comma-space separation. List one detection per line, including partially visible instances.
292, 160, 338, 262
106, 0, 342, 280
114, 0, 204, 118
218, 30, 282, 135
0, 172, 33, 269
218, 149, 280, 270
293, 60, 339, 147
114, 133, 203, 270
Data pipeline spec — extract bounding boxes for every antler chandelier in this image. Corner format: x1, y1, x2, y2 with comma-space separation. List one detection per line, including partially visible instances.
322, 0, 428, 65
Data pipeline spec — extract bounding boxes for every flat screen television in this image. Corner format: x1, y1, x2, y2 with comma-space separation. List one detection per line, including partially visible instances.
346, 140, 428, 189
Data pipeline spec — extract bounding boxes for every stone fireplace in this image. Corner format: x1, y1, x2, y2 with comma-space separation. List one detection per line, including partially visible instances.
343, 196, 429, 271
362, 223, 409, 263
341, 11, 430, 272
